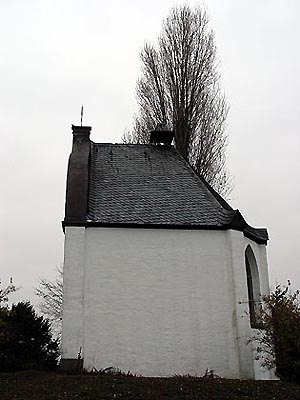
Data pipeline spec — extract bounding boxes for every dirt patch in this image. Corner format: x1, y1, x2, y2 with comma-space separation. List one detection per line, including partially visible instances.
0, 372, 299, 400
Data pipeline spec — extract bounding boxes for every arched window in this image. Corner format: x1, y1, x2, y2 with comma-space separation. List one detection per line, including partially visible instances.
245, 245, 261, 328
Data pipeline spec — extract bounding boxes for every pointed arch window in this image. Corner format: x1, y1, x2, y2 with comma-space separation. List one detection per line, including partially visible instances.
245, 245, 261, 328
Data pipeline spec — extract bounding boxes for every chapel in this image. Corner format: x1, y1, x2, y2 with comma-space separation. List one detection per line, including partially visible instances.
61, 124, 271, 379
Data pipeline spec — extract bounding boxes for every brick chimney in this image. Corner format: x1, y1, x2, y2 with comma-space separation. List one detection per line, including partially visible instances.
150, 123, 174, 145
64, 125, 91, 223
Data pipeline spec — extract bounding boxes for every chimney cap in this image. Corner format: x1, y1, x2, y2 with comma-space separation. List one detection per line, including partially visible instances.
72, 124, 92, 136
150, 123, 174, 145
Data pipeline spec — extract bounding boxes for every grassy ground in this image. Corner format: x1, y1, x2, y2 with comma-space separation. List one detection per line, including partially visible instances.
0, 372, 299, 400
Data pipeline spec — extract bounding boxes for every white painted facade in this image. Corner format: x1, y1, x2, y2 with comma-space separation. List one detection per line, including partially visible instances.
61, 226, 271, 379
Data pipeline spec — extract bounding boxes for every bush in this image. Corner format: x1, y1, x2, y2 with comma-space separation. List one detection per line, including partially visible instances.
0, 302, 59, 372
254, 284, 300, 383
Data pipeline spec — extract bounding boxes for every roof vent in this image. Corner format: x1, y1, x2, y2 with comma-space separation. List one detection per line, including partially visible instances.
150, 123, 174, 145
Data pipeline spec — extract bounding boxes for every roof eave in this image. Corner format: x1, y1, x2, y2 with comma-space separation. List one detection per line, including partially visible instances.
62, 220, 268, 244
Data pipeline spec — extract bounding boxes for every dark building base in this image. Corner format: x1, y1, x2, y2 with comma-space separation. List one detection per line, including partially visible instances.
60, 358, 84, 373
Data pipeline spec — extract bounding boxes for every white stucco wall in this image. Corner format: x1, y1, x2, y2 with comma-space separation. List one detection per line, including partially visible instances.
61, 226, 270, 378
227, 230, 271, 379
61, 227, 86, 359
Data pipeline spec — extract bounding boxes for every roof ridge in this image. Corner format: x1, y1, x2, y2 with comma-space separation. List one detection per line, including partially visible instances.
91, 142, 156, 147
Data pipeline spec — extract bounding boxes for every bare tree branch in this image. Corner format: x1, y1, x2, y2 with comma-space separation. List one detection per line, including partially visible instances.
0, 278, 17, 306
35, 267, 63, 338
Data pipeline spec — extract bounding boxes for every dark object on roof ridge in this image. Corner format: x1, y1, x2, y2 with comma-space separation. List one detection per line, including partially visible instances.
150, 123, 174, 145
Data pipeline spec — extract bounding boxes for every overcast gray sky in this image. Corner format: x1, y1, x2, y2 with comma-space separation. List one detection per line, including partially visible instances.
1, 0, 299, 305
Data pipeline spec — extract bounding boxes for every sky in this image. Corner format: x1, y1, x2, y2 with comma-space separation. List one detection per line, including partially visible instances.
1, 0, 299, 306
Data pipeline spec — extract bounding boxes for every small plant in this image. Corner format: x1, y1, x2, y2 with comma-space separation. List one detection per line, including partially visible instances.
172, 373, 197, 379
202, 369, 219, 379
86, 366, 136, 377
172, 369, 220, 379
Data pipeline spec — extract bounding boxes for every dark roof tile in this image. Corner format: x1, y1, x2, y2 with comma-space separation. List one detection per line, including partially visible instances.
88, 143, 232, 226
84, 143, 268, 244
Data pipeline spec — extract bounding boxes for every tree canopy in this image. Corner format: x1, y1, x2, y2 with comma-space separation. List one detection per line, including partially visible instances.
124, 5, 230, 196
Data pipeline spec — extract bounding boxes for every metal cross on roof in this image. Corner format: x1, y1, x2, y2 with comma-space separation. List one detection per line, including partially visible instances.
80, 105, 83, 127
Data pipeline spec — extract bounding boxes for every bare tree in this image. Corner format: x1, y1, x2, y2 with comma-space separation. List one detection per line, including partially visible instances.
0, 278, 17, 340
123, 5, 231, 196
0, 278, 17, 306
35, 267, 63, 337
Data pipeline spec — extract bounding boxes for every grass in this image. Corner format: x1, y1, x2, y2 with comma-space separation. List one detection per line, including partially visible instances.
0, 371, 300, 399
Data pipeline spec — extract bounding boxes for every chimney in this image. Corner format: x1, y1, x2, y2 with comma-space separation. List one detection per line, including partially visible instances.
150, 123, 174, 145
64, 125, 91, 223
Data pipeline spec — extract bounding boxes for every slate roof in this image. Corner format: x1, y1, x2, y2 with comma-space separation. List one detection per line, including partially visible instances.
85, 143, 268, 244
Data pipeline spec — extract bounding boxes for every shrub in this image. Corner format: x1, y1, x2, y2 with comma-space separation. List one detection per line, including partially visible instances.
254, 284, 300, 382
0, 302, 59, 372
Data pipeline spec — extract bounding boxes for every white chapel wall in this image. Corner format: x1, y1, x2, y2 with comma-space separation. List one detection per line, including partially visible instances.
61, 226, 270, 378
61, 227, 86, 360
227, 230, 270, 379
